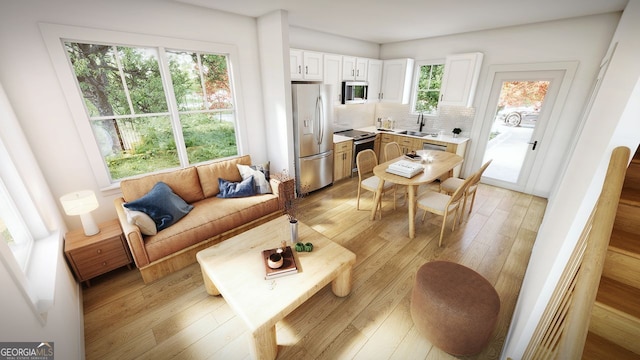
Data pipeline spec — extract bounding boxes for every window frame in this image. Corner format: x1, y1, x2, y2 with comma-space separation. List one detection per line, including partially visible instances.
0, 93, 59, 324
410, 59, 445, 116
40, 23, 248, 191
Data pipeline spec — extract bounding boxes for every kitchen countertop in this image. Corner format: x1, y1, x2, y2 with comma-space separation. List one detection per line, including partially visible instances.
333, 134, 352, 143
332, 126, 470, 145
358, 126, 469, 145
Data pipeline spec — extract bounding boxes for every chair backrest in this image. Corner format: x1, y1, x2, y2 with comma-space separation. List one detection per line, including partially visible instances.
468, 159, 493, 189
449, 174, 475, 205
384, 142, 402, 162
356, 149, 378, 181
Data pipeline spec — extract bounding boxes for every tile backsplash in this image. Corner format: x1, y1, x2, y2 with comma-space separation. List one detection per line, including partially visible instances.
373, 103, 476, 136
333, 102, 476, 136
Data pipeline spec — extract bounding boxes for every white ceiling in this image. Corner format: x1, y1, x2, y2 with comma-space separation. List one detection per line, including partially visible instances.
176, 0, 628, 44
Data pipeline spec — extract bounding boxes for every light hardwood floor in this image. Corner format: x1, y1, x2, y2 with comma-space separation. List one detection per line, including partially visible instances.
82, 177, 547, 359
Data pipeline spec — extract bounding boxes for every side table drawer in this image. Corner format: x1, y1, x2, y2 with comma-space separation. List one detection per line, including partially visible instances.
70, 236, 130, 280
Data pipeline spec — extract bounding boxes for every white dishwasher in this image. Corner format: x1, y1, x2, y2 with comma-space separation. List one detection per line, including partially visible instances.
422, 142, 447, 152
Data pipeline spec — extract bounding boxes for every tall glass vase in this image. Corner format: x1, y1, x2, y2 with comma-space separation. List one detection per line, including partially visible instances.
289, 219, 298, 244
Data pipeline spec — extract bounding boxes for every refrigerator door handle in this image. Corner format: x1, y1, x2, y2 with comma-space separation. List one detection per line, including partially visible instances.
316, 96, 324, 145
301, 151, 333, 161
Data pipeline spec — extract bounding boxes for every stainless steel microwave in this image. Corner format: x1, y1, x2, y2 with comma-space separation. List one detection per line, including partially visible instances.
341, 81, 368, 104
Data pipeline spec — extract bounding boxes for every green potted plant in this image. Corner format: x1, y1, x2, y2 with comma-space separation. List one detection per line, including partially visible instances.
452, 128, 462, 138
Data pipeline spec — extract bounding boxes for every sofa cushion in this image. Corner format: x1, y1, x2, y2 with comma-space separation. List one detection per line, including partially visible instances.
196, 155, 251, 198
124, 182, 194, 231
217, 176, 256, 198
120, 167, 204, 204
143, 194, 279, 263
237, 163, 272, 194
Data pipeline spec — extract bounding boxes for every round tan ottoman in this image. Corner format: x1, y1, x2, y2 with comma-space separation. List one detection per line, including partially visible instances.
410, 261, 500, 356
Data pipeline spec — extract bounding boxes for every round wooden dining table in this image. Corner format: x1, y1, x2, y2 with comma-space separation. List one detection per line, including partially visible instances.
370, 150, 464, 239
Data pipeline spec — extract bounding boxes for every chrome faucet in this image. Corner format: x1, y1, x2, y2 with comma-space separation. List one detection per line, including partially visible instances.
417, 113, 425, 132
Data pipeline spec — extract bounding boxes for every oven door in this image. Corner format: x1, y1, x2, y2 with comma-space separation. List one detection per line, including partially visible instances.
352, 137, 376, 176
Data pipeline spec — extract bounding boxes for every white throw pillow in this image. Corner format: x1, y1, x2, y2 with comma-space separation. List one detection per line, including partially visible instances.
237, 163, 272, 194
122, 204, 157, 235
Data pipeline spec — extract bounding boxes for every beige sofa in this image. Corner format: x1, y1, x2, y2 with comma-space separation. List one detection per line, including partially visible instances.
114, 155, 293, 283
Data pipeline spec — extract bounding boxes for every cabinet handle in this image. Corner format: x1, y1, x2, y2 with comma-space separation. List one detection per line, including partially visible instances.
305, 65, 308, 74
356, 69, 359, 76
352, 69, 355, 76
298, 65, 301, 74
96, 249, 102, 254
101, 261, 107, 267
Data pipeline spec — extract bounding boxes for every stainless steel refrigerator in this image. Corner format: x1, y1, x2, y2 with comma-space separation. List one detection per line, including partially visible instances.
292, 83, 334, 194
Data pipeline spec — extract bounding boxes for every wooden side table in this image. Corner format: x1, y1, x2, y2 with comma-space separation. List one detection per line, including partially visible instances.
64, 219, 133, 287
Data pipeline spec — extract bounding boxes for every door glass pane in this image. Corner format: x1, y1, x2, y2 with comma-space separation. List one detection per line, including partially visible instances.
483, 80, 549, 183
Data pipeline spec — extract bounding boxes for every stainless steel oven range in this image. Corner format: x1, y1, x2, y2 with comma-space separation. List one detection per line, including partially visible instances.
334, 129, 377, 176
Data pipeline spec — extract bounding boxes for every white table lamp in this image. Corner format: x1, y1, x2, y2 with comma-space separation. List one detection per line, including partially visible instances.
60, 190, 100, 236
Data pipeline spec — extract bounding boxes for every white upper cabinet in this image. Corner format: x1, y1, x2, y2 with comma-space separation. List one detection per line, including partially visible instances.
323, 54, 343, 103
366, 59, 383, 103
380, 58, 415, 104
290, 49, 323, 81
439, 52, 484, 107
342, 56, 368, 81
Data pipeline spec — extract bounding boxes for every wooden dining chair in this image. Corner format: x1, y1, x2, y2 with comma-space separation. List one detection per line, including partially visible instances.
384, 141, 402, 162
440, 159, 492, 221
356, 149, 397, 218
384, 141, 408, 202
417, 174, 474, 247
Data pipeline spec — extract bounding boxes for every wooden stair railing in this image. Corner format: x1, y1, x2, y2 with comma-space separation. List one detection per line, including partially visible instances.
522, 146, 630, 359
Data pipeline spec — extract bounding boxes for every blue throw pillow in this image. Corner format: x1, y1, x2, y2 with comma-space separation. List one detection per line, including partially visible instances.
217, 176, 256, 198
123, 182, 194, 231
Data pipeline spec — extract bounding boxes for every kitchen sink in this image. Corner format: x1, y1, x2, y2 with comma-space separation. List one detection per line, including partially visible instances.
405, 130, 430, 137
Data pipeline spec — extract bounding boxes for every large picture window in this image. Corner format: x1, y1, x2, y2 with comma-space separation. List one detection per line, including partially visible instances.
64, 42, 238, 182
412, 61, 444, 115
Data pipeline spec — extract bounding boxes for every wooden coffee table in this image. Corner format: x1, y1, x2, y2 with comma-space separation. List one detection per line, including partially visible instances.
196, 216, 356, 360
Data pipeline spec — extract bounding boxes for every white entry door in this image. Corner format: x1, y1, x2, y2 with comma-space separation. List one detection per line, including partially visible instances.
475, 65, 573, 195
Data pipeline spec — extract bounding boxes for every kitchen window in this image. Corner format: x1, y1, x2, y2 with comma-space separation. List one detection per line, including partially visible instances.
412, 61, 444, 115
64, 42, 238, 183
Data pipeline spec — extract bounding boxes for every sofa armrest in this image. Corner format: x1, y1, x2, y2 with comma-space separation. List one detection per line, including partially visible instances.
270, 177, 295, 210
114, 197, 150, 268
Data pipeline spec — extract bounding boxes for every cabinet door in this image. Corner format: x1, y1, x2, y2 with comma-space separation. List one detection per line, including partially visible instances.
381, 59, 415, 104
323, 54, 343, 103
367, 59, 383, 103
342, 56, 356, 80
290, 49, 304, 80
439, 52, 483, 107
333, 141, 353, 181
355, 58, 368, 81
303, 51, 323, 81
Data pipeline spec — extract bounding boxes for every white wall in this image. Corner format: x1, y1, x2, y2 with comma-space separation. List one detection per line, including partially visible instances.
0, 0, 267, 230
504, 1, 640, 357
289, 26, 380, 58
380, 13, 620, 185
258, 10, 296, 175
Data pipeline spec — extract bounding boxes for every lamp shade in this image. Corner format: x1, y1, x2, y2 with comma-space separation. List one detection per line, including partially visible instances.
60, 190, 100, 236
60, 190, 99, 215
